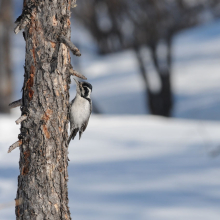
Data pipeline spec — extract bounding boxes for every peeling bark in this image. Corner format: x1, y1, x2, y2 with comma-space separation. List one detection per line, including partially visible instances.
15, 0, 73, 219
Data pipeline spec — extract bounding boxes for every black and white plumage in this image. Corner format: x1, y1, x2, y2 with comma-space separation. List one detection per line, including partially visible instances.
67, 79, 92, 144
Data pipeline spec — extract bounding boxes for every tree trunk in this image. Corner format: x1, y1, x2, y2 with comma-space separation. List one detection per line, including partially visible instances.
147, 73, 172, 117
148, 42, 173, 117
135, 43, 173, 117
0, 0, 13, 113
134, 47, 151, 114
15, 0, 73, 219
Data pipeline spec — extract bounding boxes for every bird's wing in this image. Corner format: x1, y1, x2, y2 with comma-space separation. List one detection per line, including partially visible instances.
82, 99, 92, 132
67, 128, 79, 145
70, 97, 75, 105
79, 118, 89, 140
82, 118, 89, 132
90, 100, 92, 115
69, 97, 76, 131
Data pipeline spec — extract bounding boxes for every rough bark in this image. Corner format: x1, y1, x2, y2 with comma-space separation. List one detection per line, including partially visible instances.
15, 0, 73, 219
0, 0, 13, 113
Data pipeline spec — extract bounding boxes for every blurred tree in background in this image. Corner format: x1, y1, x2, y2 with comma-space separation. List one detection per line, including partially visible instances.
74, 0, 220, 117
0, 0, 12, 113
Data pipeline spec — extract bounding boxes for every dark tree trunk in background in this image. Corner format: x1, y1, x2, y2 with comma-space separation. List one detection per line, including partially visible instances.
15, 0, 72, 219
0, 0, 13, 113
148, 41, 173, 117
147, 73, 172, 117
136, 40, 173, 117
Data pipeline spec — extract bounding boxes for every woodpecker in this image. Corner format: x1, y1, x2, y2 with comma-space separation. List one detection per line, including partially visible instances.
67, 78, 92, 144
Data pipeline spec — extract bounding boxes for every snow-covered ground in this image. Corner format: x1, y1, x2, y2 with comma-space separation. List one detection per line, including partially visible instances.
1, 4, 220, 220
1, 114, 220, 220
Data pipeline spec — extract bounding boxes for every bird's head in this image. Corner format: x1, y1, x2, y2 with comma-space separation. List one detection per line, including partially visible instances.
74, 78, 92, 99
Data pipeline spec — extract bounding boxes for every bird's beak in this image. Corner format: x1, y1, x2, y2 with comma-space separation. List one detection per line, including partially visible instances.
74, 78, 79, 85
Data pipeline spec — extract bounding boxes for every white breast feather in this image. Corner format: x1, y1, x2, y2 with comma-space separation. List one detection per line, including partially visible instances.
70, 94, 90, 128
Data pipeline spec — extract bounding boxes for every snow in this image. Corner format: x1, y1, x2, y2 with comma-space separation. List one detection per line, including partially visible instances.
1, 5, 220, 220
1, 114, 220, 220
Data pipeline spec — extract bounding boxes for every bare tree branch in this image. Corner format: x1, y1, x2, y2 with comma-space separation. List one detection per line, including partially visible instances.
15, 115, 27, 125
14, 14, 31, 34
8, 140, 22, 153
9, 99, 22, 109
69, 68, 87, 80
59, 36, 81, 56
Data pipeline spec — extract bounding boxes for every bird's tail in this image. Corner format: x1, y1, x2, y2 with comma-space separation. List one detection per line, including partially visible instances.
79, 131, 83, 140
67, 128, 79, 145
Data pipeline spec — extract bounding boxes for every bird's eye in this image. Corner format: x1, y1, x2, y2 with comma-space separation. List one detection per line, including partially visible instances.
83, 86, 89, 97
